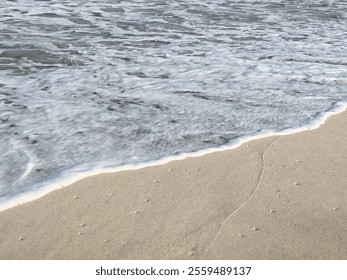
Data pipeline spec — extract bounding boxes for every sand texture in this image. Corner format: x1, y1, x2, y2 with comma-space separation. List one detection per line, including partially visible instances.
0, 111, 346, 259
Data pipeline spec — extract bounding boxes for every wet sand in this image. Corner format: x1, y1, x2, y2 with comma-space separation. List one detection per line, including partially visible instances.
0, 110, 346, 259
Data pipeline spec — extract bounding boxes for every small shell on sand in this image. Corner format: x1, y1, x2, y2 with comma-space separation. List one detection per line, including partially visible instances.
333, 207, 338, 211
252, 227, 260, 231
188, 252, 194, 256
293, 182, 300, 186
195, 168, 200, 171
18, 237, 24, 241
238, 234, 244, 238
104, 239, 110, 243
78, 232, 83, 235
73, 196, 78, 199
186, 172, 190, 175
109, 192, 114, 196
134, 210, 139, 214
153, 180, 158, 183
269, 209, 276, 213
144, 198, 149, 202
79, 223, 86, 227
168, 168, 173, 171
296, 160, 301, 163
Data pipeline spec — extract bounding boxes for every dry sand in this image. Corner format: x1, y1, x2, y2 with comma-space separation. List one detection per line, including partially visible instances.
0, 110, 346, 259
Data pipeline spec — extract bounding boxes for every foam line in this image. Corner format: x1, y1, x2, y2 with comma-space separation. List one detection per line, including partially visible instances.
1, 102, 346, 212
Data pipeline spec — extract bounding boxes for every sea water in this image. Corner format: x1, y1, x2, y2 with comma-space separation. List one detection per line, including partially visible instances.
0, 0, 347, 206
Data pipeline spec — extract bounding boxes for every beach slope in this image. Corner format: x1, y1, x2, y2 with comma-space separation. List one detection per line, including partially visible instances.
0, 111, 346, 259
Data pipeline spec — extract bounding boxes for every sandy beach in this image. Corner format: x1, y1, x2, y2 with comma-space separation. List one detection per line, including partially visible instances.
1, 110, 347, 260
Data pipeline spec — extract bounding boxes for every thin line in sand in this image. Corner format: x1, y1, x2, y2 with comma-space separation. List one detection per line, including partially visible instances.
200, 136, 280, 259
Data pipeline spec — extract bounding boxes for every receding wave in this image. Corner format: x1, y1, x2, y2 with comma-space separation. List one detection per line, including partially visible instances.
0, 0, 347, 203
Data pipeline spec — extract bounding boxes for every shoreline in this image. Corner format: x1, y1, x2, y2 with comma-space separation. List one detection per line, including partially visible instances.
1, 102, 347, 213
1, 106, 347, 259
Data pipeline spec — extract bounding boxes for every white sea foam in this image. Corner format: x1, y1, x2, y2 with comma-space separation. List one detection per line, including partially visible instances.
0, 0, 347, 210
1, 101, 346, 212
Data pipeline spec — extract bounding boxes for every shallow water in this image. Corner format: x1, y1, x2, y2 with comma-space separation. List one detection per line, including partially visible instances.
0, 0, 347, 202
